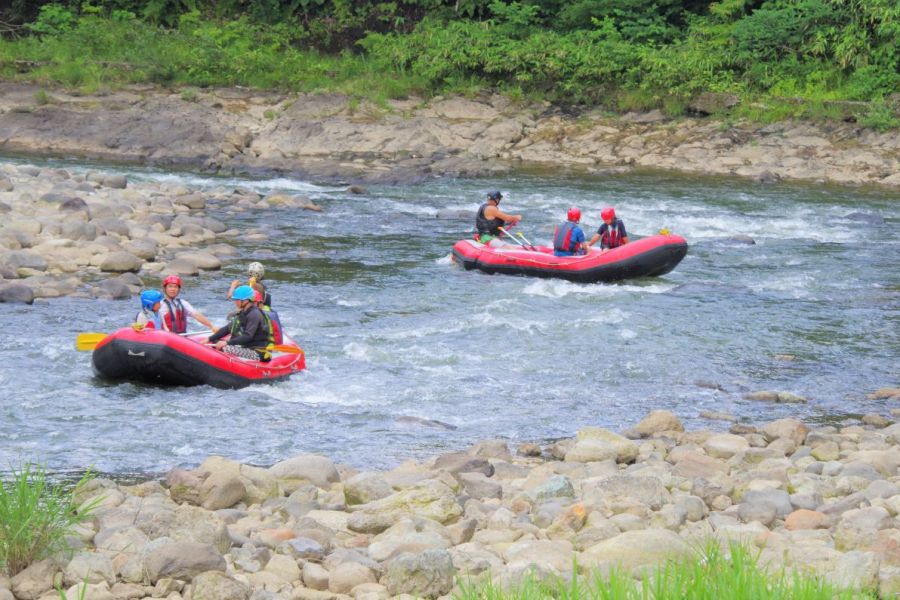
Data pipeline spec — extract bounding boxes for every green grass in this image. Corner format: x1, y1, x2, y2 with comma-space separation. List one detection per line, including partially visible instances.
0, 464, 102, 576
455, 542, 875, 600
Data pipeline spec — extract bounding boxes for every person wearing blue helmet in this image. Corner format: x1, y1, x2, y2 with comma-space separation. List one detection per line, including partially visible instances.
207, 284, 274, 361
134, 290, 165, 330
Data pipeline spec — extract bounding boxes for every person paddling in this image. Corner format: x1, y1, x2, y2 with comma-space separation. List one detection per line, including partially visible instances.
228, 262, 272, 307
134, 290, 165, 330
207, 285, 273, 361
587, 206, 629, 251
475, 190, 522, 246
159, 275, 215, 334
553, 207, 588, 256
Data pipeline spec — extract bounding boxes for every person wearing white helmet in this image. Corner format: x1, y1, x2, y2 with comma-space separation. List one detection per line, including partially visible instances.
227, 261, 273, 307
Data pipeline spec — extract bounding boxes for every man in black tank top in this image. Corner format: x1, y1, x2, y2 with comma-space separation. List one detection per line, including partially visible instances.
475, 190, 522, 245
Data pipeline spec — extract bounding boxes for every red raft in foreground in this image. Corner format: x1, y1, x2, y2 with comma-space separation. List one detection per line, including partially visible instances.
92, 328, 305, 389
452, 233, 688, 283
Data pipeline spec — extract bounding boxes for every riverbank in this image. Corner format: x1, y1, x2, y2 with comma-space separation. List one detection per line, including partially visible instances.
3, 409, 900, 600
0, 159, 323, 303
1, 83, 898, 189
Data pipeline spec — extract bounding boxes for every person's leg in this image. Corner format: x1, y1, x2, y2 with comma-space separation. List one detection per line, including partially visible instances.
223, 345, 260, 360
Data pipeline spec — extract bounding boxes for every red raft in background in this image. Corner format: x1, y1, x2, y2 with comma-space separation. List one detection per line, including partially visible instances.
452, 233, 688, 283
92, 328, 305, 389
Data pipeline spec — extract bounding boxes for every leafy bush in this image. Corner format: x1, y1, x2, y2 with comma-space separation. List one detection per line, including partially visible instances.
0, 464, 101, 576
26, 3, 77, 36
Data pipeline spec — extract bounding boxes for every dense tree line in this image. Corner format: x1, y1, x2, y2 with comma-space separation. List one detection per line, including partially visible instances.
1, 1, 897, 126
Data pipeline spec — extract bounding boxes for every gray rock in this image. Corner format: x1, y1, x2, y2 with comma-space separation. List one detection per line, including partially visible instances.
268, 454, 340, 490
843, 212, 884, 225
142, 542, 226, 583
103, 175, 128, 189
99, 252, 143, 273
689, 92, 740, 115
59, 197, 90, 213
380, 550, 454, 599
0, 283, 34, 304
328, 561, 375, 594
10, 559, 58, 600
584, 474, 671, 511
344, 472, 393, 506
458, 472, 502, 500
0, 177, 12, 192
433, 453, 494, 477
175, 194, 206, 209
125, 239, 159, 261
92, 219, 131, 236
64, 553, 116, 586
95, 278, 133, 300
4, 250, 48, 272
61, 221, 98, 241
529, 475, 575, 503
740, 489, 792, 518
190, 571, 249, 600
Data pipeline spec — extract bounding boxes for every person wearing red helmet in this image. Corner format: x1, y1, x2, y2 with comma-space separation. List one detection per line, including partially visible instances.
587, 206, 629, 251
251, 283, 284, 345
475, 190, 522, 246
159, 275, 215, 334
552, 207, 588, 257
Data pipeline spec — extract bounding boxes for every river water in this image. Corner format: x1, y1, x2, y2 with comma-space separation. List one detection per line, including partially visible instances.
1, 162, 897, 476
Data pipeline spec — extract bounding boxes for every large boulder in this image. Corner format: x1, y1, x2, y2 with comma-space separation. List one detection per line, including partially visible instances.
10, 559, 59, 600
762, 418, 809, 445
703, 434, 749, 459
268, 454, 340, 491
64, 552, 116, 586
142, 542, 226, 583
343, 472, 393, 505
99, 252, 143, 273
579, 529, 692, 575
380, 550, 455, 599
583, 475, 671, 511
0, 283, 34, 304
347, 480, 462, 534
626, 410, 684, 438
567, 428, 638, 463
174, 252, 221, 271
367, 517, 451, 562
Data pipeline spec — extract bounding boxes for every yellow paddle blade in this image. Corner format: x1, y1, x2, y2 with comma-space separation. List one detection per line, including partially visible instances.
75, 332, 109, 351
272, 344, 304, 355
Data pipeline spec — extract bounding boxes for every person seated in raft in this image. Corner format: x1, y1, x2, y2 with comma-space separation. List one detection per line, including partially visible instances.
159, 275, 215, 334
207, 285, 274, 361
227, 261, 272, 307
134, 290, 165, 330
587, 206, 629, 251
553, 207, 589, 257
475, 190, 522, 247
252, 285, 284, 345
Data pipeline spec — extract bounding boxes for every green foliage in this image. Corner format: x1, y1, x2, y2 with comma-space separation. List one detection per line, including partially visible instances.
454, 541, 874, 600
0, 464, 102, 576
858, 101, 900, 131
27, 4, 77, 36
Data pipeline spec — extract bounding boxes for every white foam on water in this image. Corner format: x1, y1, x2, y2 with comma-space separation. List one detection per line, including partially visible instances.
522, 279, 674, 298
173, 443, 196, 456
342, 342, 392, 362
435, 254, 454, 266
747, 273, 818, 298
335, 298, 365, 307
584, 308, 630, 324
378, 321, 470, 341
620, 329, 638, 340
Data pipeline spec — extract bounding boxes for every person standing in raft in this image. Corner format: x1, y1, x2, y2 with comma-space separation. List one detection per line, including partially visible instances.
228, 262, 272, 307
159, 275, 215, 334
587, 206, 629, 251
553, 207, 588, 257
475, 190, 522, 246
207, 285, 273, 361
134, 290, 165, 330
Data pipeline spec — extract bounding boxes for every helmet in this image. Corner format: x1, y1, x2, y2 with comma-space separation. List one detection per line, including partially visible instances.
487, 190, 503, 202
567, 207, 581, 222
247, 262, 265, 279
140, 289, 164, 310
253, 290, 263, 303
601, 207, 616, 222
232, 285, 255, 301
162, 275, 182, 288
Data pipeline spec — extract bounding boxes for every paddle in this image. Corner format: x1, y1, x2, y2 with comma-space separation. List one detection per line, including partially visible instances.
515, 231, 537, 251
76, 329, 211, 352
498, 226, 528, 249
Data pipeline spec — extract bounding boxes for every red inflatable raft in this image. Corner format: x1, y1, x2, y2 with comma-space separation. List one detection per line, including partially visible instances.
452, 234, 688, 283
92, 328, 305, 389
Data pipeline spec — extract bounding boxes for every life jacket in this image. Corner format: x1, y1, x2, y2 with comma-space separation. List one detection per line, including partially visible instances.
553, 221, 579, 254
136, 308, 163, 330
229, 306, 274, 362
262, 306, 284, 345
600, 219, 624, 249
162, 298, 188, 334
475, 203, 504, 236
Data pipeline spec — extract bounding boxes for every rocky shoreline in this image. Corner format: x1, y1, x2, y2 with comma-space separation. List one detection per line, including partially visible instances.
0, 160, 322, 304
3, 406, 900, 600
1, 83, 898, 189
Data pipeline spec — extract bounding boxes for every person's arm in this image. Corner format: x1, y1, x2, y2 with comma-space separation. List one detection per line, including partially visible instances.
226, 280, 240, 299
619, 222, 629, 244
208, 323, 230, 344
182, 300, 215, 331
485, 206, 521, 224
575, 229, 588, 253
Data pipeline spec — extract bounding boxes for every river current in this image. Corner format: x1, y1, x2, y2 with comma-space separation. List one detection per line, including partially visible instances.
1, 162, 897, 476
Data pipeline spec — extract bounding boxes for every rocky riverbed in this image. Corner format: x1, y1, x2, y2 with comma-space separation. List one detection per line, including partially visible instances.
0, 160, 322, 304
3, 407, 900, 600
1, 83, 898, 188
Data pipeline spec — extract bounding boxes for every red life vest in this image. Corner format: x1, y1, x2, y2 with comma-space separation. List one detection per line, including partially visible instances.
601, 220, 624, 249
553, 221, 578, 253
263, 307, 284, 345
162, 298, 188, 334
